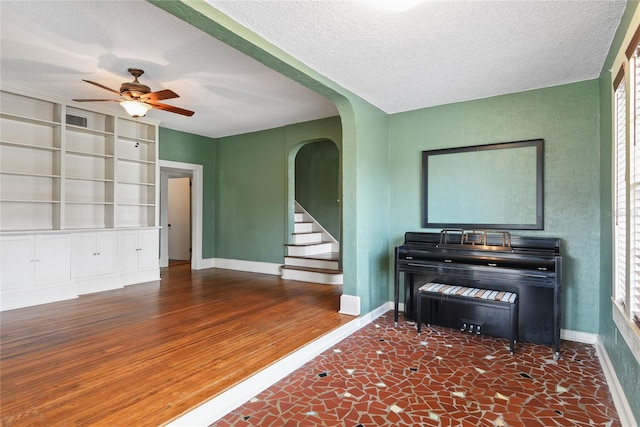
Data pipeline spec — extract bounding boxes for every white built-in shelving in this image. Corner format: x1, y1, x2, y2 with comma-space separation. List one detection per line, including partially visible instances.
0, 88, 159, 232
0, 91, 63, 231
0, 86, 161, 311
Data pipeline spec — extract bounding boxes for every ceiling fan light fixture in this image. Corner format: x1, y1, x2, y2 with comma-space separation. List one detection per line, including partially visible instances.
120, 100, 152, 118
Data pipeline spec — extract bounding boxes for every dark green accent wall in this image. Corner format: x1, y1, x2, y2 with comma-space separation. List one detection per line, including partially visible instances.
158, 127, 216, 258
599, 1, 640, 422
295, 140, 340, 240
390, 80, 601, 334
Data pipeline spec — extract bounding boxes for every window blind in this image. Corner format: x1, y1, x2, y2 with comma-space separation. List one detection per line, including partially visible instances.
614, 77, 627, 307
633, 50, 640, 323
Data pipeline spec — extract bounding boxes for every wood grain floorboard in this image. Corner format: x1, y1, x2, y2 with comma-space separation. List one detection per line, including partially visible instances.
0, 264, 353, 426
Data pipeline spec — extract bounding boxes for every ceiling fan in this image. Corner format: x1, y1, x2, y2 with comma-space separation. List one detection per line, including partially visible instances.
73, 68, 194, 118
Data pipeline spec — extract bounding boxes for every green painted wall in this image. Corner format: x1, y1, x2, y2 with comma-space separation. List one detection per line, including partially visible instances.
158, 127, 216, 258
295, 140, 340, 240
599, 1, 640, 422
215, 127, 286, 263
215, 118, 343, 264
346, 97, 391, 313
389, 80, 601, 334
151, 0, 392, 313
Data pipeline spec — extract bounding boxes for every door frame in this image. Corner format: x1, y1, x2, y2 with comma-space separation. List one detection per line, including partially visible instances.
159, 160, 203, 269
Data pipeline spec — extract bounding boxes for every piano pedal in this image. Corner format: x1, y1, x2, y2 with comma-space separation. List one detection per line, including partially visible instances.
460, 319, 483, 335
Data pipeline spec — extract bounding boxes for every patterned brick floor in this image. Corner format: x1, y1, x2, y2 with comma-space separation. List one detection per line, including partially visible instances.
213, 313, 620, 426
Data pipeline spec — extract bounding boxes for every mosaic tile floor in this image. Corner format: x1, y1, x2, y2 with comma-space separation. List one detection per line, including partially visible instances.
213, 313, 620, 427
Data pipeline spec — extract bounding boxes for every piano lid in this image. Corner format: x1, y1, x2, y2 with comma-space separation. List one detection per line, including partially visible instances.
403, 230, 560, 255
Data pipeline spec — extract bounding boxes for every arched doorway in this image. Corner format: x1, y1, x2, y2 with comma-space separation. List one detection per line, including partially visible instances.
282, 139, 342, 285
294, 139, 340, 243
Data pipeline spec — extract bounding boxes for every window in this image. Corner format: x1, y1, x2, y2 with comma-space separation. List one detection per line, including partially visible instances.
632, 47, 640, 326
613, 29, 640, 333
614, 69, 627, 309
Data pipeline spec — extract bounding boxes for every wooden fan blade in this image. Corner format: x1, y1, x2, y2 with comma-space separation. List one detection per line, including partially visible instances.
147, 101, 194, 117
82, 79, 121, 96
140, 89, 179, 102
72, 99, 120, 102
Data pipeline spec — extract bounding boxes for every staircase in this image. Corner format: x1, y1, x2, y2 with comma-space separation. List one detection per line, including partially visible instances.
281, 203, 343, 285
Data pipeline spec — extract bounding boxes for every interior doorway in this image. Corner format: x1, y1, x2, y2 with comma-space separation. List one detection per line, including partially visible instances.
168, 177, 192, 264
159, 160, 204, 269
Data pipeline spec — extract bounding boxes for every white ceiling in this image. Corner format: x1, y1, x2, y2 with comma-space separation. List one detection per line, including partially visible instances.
0, 0, 627, 139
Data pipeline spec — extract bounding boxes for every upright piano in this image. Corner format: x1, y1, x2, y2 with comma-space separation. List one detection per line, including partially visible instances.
394, 230, 562, 357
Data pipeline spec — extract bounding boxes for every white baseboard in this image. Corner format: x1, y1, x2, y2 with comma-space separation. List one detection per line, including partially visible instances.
121, 269, 160, 286
76, 274, 124, 295
197, 258, 281, 275
339, 294, 360, 315
561, 328, 597, 344
0, 283, 78, 311
167, 302, 392, 426
196, 258, 216, 269
594, 336, 638, 427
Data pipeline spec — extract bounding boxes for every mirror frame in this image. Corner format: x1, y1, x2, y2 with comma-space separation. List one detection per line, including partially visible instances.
422, 139, 544, 230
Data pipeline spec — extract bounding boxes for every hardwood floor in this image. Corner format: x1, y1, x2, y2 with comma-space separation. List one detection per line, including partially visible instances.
0, 264, 353, 426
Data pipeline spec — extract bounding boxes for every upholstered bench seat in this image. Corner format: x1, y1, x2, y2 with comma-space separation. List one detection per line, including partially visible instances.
417, 282, 519, 354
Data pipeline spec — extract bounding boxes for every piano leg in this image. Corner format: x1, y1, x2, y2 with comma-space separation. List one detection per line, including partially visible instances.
416, 291, 423, 334
394, 247, 400, 327
510, 297, 518, 356
553, 282, 562, 360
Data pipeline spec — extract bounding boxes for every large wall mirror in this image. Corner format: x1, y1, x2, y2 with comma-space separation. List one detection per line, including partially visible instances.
422, 139, 544, 230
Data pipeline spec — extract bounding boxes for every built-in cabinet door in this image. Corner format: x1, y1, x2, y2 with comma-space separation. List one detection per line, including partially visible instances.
118, 229, 158, 272
0, 235, 35, 291
75, 231, 118, 278
0, 234, 70, 291
118, 230, 140, 272
34, 234, 71, 286
137, 229, 158, 270
74, 233, 98, 279
95, 232, 117, 275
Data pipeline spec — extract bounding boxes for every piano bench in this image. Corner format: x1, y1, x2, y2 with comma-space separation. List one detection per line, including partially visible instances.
416, 283, 519, 355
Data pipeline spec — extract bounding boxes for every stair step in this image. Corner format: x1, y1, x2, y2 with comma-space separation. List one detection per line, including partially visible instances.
286, 252, 340, 261
294, 212, 304, 222
292, 231, 323, 244
284, 255, 339, 270
294, 222, 314, 233
281, 265, 343, 285
287, 242, 333, 256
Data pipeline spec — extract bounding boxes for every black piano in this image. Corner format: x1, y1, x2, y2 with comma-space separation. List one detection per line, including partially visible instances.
394, 230, 562, 357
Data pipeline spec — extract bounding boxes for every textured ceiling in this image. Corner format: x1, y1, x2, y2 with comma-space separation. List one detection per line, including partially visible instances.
210, 0, 627, 113
0, 0, 627, 138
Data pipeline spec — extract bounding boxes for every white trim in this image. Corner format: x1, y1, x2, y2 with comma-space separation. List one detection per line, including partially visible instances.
595, 336, 638, 427
612, 300, 640, 366
339, 294, 360, 315
211, 258, 282, 275
0, 284, 78, 311
560, 328, 597, 344
76, 275, 124, 295
196, 257, 216, 270
294, 201, 339, 252
158, 160, 204, 271
166, 303, 391, 427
